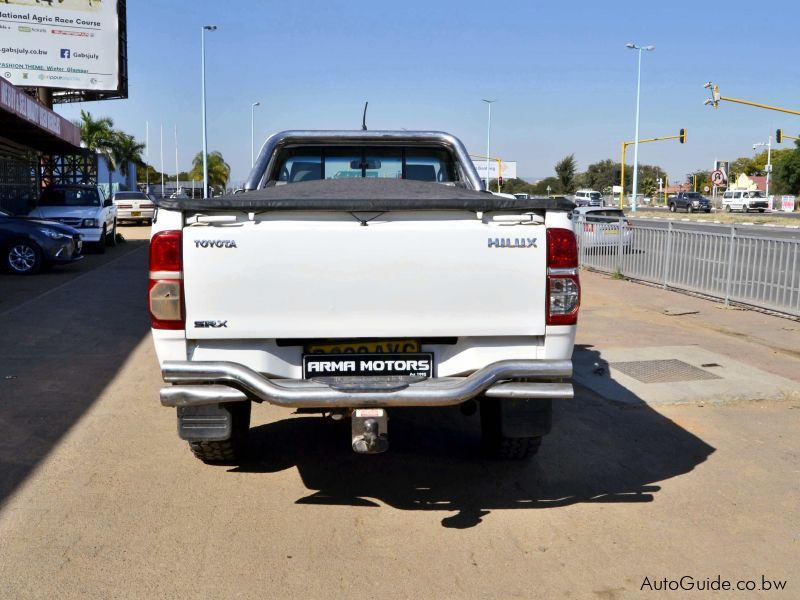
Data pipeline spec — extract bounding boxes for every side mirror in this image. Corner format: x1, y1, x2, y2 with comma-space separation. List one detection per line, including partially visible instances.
104, 198, 113, 207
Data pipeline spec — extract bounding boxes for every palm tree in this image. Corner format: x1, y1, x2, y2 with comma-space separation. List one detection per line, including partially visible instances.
190, 151, 231, 193
75, 110, 116, 191
76, 110, 116, 168
112, 132, 146, 179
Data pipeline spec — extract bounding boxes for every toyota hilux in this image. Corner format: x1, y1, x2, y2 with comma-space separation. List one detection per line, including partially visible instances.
150, 130, 579, 462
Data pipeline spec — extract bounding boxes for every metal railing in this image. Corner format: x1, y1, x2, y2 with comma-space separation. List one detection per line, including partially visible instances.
574, 216, 800, 317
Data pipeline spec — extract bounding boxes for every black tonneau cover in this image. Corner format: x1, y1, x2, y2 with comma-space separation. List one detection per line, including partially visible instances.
154, 179, 575, 212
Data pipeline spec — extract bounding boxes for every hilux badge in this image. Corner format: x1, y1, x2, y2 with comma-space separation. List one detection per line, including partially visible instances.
487, 237, 537, 248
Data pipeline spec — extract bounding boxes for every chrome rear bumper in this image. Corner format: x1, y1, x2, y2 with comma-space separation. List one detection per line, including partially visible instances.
160, 359, 573, 408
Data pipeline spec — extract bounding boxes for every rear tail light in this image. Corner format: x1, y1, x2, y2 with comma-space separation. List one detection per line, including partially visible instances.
149, 230, 184, 329
546, 228, 580, 325
141, 203, 155, 208
117, 204, 133, 209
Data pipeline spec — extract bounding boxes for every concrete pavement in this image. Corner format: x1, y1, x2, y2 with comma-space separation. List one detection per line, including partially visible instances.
0, 228, 797, 599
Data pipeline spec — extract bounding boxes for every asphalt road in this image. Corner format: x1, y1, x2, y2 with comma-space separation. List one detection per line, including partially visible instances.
0, 225, 797, 599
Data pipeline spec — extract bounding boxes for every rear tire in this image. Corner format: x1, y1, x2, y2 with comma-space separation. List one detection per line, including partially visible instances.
669, 203, 676, 212
480, 398, 544, 460
687, 205, 693, 213
725, 205, 732, 213
188, 402, 251, 463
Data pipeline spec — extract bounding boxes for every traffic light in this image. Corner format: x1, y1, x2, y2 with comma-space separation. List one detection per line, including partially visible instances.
776, 129, 783, 144
679, 128, 686, 144
498, 176, 504, 188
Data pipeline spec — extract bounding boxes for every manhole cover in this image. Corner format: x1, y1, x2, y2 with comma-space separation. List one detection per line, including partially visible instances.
609, 359, 722, 384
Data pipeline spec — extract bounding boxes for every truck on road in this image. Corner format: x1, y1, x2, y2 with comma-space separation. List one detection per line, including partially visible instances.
150, 131, 579, 462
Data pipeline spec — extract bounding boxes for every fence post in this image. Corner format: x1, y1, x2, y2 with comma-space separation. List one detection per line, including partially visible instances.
662, 220, 673, 288
724, 223, 736, 306
616, 216, 624, 274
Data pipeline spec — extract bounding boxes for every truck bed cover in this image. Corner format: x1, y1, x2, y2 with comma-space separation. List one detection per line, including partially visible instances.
154, 179, 575, 212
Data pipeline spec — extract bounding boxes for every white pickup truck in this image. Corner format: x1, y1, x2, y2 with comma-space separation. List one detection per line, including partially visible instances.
150, 131, 579, 462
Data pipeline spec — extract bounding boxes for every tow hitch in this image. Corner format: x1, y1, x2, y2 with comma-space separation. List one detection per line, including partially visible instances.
351, 408, 389, 454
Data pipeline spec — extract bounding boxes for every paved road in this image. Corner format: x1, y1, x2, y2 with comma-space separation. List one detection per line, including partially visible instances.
0, 227, 797, 598
636, 205, 800, 222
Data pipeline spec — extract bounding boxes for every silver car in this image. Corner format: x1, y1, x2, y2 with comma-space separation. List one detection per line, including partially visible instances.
112, 191, 156, 225
572, 206, 633, 251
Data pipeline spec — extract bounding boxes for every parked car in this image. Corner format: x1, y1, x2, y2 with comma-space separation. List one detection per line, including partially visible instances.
0, 208, 83, 274
151, 129, 579, 462
112, 191, 156, 225
669, 192, 711, 213
574, 189, 603, 207
28, 184, 117, 253
572, 206, 633, 251
721, 189, 768, 213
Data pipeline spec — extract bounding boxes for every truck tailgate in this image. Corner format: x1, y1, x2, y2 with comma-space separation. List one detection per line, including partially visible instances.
182, 211, 546, 339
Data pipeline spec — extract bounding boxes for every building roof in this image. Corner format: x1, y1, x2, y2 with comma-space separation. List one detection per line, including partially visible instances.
0, 76, 81, 154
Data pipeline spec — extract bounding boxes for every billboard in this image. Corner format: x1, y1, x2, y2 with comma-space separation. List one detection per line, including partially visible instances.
0, 0, 123, 94
472, 160, 517, 181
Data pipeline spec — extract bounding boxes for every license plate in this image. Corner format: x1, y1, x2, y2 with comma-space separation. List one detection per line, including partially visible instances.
132, 211, 141, 217
603, 228, 619, 235
306, 339, 420, 354
303, 353, 433, 378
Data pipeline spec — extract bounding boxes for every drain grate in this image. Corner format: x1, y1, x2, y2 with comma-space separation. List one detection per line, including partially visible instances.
609, 359, 722, 384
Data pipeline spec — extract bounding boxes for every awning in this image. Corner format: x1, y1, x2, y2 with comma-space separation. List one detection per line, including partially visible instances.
0, 76, 81, 154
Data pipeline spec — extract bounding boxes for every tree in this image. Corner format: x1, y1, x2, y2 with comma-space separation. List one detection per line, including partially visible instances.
190, 151, 231, 192
640, 177, 657, 198
76, 110, 116, 174
112, 131, 145, 178
773, 141, 800, 196
530, 177, 563, 195
554, 154, 577, 193
686, 170, 710, 192
495, 177, 534, 194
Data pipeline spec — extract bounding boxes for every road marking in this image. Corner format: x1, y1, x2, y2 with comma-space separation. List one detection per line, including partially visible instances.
0, 245, 148, 318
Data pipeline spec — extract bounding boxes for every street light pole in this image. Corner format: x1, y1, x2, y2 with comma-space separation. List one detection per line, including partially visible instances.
753, 137, 772, 197
250, 101, 260, 169
201, 25, 217, 199
626, 43, 654, 213
482, 99, 496, 191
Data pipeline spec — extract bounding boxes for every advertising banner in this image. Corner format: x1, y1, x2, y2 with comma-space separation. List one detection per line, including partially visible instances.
0, 0, 119, 91
473, 160, 517, 181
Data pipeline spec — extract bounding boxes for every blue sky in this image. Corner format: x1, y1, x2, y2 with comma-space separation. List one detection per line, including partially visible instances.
57, 0, 800, 186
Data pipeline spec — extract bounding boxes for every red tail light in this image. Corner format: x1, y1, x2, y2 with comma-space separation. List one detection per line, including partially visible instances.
149, 230, 185, 329
546, 228, 580, 325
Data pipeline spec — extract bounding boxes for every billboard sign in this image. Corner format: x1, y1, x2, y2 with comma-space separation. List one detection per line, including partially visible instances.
472, 160, 517, 181
0, 0, 120, 91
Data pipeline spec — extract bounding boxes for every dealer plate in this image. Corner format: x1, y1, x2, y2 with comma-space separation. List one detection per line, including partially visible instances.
303, 353, 433, 378
306, 339, 419, 354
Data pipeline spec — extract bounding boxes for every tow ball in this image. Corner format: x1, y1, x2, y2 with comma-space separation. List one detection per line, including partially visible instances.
351, 408, 389, 454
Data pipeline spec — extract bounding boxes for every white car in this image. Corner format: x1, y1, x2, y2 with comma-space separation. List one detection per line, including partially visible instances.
150, 130, 579, 463
28, 184, 117, 252
572, 206, 633, 251
721, 190, 769, 213
573, 189, 603, 207
112, 191, 156, 225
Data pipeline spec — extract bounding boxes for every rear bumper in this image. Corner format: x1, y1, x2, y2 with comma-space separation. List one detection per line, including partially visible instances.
160, 359, 573, 408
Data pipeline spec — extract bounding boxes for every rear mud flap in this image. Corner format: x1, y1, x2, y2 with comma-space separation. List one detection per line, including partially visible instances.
177, 404, 234, 442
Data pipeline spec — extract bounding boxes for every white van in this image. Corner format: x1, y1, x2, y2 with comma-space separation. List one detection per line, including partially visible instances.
721, 190, 769, 213
574, 189, 603, 207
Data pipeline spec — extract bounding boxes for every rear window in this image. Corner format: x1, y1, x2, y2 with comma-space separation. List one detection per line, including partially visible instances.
276, 147, 457, 184
585, 209, 625, 222
39, 187, 100, 207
